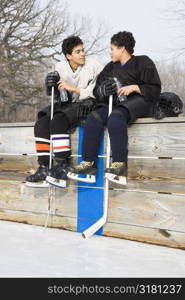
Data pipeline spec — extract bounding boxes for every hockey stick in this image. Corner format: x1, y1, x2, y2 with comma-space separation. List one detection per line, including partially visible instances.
82, 95, 113, 238
44, 85, 55, 229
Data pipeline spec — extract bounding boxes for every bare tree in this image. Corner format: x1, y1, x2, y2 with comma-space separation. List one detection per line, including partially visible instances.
163, 0, 185, 59
0, 0, 109, 122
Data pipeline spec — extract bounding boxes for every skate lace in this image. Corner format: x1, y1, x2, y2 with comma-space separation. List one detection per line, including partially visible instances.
111, 162, 124, 168
77, 161, 93, 170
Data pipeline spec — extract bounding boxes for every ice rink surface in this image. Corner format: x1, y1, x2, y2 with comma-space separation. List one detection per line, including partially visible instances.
0, 220, 184, 278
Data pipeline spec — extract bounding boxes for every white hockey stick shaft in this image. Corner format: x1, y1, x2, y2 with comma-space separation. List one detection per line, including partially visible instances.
49, 86, 54, 169
82, 95, 113, 238
44, 84, 55, 229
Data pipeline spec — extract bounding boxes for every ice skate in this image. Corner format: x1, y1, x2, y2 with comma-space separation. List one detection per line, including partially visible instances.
67, 161, 97, 183
26, 165, 49, 188
46, 159, 69, 188
105, 162, 127, 185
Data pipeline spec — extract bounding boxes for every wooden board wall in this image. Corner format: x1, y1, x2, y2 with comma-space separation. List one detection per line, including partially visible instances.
1, 117, 185, 249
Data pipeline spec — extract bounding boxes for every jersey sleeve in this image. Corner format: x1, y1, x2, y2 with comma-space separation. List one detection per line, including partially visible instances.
93, 62, 113, 101
138, 59, 161, 102
79, 59, 103, 100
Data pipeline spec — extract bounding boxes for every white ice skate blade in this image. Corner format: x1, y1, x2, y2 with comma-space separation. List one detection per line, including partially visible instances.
25, 181, 49, 188
67, 172, 96, 183
46, 176, 67, 188
105, 173, 127, 185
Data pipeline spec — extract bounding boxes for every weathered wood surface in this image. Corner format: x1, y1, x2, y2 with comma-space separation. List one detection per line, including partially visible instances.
1, 176, 184, 231
0, 178, 77, 217
1, 156, 185, 194
0, 209, 77, 231
1, 117, 185, 249
1, 175, 185, 249
103, 223, 185, 249
1, 117, 185, 157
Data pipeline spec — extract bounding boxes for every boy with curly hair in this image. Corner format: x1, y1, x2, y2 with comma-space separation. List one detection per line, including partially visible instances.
68, 31, 161, 185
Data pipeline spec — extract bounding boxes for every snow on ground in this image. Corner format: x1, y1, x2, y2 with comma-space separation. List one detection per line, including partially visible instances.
0, 220, 184, 277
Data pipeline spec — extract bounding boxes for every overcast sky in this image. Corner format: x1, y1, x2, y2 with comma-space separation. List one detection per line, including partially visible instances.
65, 0, 184, 63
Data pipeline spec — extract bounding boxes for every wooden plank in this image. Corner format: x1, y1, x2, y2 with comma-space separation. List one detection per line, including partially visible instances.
0, 127, 36, 154
104, 122, 185, 158
1, 155, 185, 180
0, 179, 77, 218
0, 122, 34, 128
0, 209, 77, 231
1, 155, 185, 179
128, 157, 185, 179
1, 118, 185, 249
0, 116, 185, 128
1, 119, 185, 158
1, 174, 185, 232
128, 122, 185, 158
0, 171, 185, 195
0, 155, 37, 173
1, 156, 185, 194
109, 157, 185, 193
103, 222, 185, 249
107, 190, 185, 232
0, 206, 185, 249
0, 126, 78, 155
111, 179, 185, 194
1, 175, 185, 249
132, 116, 185, 124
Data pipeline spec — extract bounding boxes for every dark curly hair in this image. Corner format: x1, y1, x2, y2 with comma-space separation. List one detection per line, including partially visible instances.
111, 31, 135, 54
62, 35, 83, 56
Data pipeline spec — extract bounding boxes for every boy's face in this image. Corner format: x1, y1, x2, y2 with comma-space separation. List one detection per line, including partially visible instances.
110, 44, 125, 62
66, 44, 85, 66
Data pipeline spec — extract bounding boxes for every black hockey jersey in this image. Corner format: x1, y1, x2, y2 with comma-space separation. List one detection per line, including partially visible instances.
93, 55, 161, 103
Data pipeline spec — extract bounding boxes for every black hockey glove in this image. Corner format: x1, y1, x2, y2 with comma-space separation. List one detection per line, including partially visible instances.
45, 71, 60, 96
45, 71, 60, 88
97, 78, 117, 98
78, 99, 95, 122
